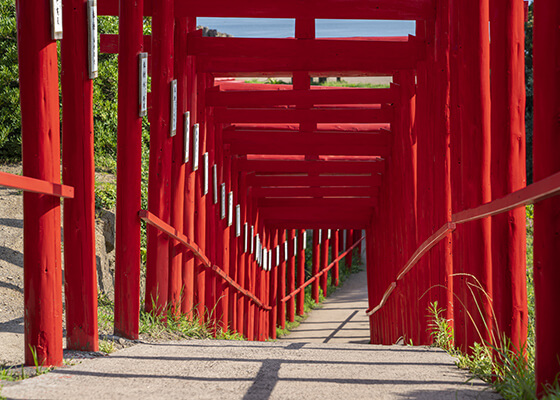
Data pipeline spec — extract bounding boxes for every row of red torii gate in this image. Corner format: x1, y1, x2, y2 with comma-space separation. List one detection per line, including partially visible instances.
2, 0, 559, 396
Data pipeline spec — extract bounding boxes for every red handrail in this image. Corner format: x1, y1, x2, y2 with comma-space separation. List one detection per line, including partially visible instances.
139, 210, 271, 310
280, 236, 364, 303
366, 170, 560, 317
0, 171, 74, 198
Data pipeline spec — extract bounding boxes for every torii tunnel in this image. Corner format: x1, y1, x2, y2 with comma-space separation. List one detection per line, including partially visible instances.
3, 0, 560, 396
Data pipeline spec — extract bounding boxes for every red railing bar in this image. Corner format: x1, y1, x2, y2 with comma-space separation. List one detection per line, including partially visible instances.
0, 171, 74, 198
138, 210, 271, 310
366, 172, 560, 316
280, 236, 365, 303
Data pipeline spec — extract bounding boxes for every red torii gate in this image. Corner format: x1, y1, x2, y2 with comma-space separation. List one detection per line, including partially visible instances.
5, 0, 560, 396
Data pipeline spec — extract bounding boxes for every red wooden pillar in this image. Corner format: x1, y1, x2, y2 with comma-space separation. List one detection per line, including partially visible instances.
145, 0, 174, 316
229, 158, 239, 331
366, 224, 375, 344
216, 145, 231, 332
269, 229, 279, 339
61, 0, 98, 350
244, 193, 255, 339
296, 229, 306, 315
194, 73, 208, 321
114, 0, 143, 339
320, 230, 330, 297
287, 229, 296, 322
332, 230, 339, 286
489, 0, 527, 349
454, 0, 493, 352
345, 229, 354, 270
278, 230, 287, 329
168, 16, 189, 317
312, 230, 320, 303
17, 0, 63, 366
181, 19, 198, 318
533, 0, 560, 392
236, 172, 248, 336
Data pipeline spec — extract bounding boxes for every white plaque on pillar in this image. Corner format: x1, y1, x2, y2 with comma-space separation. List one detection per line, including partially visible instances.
212, 164, 218, 204
250, 226, 255, 254
294, 236, 297, 254
303, 231, 307, 250
50, 0, 63, 40
202, 152, 209, 195
284, 241, 288, 262
327, 229, 331, 240
343, 230, 347, 251
244, 223, 248, 253
87, 0, 98, 79
255, 235, 260, 262
228, 191, 233, 227
139, 53, 148, 117
192, 124, 200, 171
268, 249, 272, 271
170, 80, 178, 136
220, 183, 226, 219
318, 229, 322, 243
235, 204, 241, 237
183, 111, 190, 163
263, 247, 267, 270
276, 246, 280, 267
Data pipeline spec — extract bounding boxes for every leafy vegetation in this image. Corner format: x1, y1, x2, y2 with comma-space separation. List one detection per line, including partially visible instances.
428, 206, 559, 400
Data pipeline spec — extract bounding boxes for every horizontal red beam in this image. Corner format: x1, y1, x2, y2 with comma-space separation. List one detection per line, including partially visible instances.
175, 0, 436, 20
215, 107, 394, 124
100, 34, 152, 54
98, 0, 435, 20
224, 131, 390, 157
208, 88, 396, 107
258, 198, 376, 208
188, 36, 422, 62
237, 159, 385, 174
197, 54, 419, 77
265, 220, 367, 230
139, 210, 270, 309
281, 236, 364, 303
0, 171, 74, 198
225, 124, 389, 133
252, 186, 378, 198
248, 174, 382, 187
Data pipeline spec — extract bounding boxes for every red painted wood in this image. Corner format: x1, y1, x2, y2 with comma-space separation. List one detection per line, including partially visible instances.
236, 172, 248, 336
17, 0, 63, 366
489, 0, 527, 350
237, 159, 385, 174
229, 154, 239, 331
296, 230, 306, 315
277, 230, 287, 329
207, 88, 397, 108
100, 34, 151, 54
181, 18, 198, 318
454, 0, 493, 353
267, 221, 368, 230
258, 198, 375, 209
224, 131, 390, 157
312, 231, 320, 303
175, 0, 435, 20
320, 230, 330, 298
217, 149, 231, 331
145, 0, 174, 316
0, 172, 73, 198
252, 187, 378, 198
215, 107, 394, 124
287, 229, 296, 322
248, 175, 382, 188
60, 0, 98, 351
332, 230, 339, 286
268, 230, 278, 338
532, 0, 560, 391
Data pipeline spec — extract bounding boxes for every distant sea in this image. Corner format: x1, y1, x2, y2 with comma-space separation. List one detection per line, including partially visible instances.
196, 18, 415, 38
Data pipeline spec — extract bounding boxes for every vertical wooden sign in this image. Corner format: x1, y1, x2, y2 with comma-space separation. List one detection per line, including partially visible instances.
263, 247, 267, 270
342, 230, 347, 251
227, 191, 233, 227
139, 53, 148, 117
50, 0, 63, 39
284, 241, 288, 262
87, 0, 98, 79
170, 79, 177, 136
303, 231, 307, 249
220, 183, 226, 219
318, 229, 322, 243
202, 152, 209, 195
276, 246, 280, 267
235, 204, 241, 237
212, 164, 218, 204
192, 124, 199, 171
183, 111, 190, 163
293, 236, 297, 255
244, 223, 248, 253
250, 226, 255, 254
327, 229, 331, 240
255, 235, 260, 263
268, 249, 272, 271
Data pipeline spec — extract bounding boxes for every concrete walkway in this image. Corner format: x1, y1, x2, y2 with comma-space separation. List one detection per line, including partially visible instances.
2, 270, 501, 400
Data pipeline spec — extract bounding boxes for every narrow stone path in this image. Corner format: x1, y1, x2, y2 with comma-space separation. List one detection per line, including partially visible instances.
2, 270, 501, 399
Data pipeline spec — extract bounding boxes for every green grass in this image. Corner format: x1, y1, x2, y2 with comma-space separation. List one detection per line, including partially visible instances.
427, 205, 560, 400
244, 77, 389, 88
